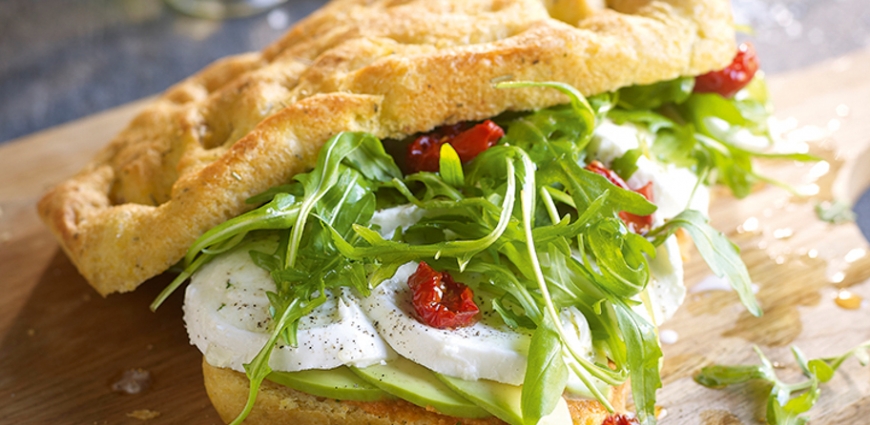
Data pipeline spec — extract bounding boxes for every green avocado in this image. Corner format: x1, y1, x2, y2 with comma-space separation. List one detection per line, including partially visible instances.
564, 370, 612, 401
350, 356, 490, 418
266, 366, 389, 402
435, 373, 572, 425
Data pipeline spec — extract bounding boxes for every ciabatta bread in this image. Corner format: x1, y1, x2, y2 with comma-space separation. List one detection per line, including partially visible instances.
38, 0, 734, 296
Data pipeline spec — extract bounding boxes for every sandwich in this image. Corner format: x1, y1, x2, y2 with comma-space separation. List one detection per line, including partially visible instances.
37, 0, 809, 424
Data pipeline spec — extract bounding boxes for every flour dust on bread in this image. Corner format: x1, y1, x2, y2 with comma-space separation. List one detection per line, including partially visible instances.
38, 0, 734, 296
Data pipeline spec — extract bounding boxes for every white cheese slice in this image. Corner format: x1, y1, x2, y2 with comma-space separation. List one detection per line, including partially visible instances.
361, 263, 532, 385
183, 240, 392, 373
592, 120, 710, 223
360, 263, 598, 386
369, 204, 426, 237
644, 235, 686, 325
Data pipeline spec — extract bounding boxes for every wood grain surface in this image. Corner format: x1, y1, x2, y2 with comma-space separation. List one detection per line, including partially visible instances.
1, 49, 869, 424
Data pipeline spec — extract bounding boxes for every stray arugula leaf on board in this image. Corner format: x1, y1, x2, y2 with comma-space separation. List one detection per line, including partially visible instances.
695, 341, 870, 425
814, 200, 856, 224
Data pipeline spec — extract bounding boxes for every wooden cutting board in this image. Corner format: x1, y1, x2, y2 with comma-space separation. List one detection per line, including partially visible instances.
1, 48, 869, 424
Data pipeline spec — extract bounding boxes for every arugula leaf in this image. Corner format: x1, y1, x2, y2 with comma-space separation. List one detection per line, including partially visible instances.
316, 167, 377, 239
466, 261, 543, 325
232, 290, 327, 425
680, 93, 817, 197
397, 173, 464, 203
648, 209, 762, 317
617, 77, 694, 110
521, 314, 569, 425
540, 241, 606, 308
185, 193, 300, 267
696, 341, 870, 425
160, 78, 785, 425
817, 340, 870, 372
495, 80, 597, 164
492, 296, 537, 330
343, 132, 403, 183
331, 153, 518, 272
150, 253, 214, 311
682, 93, 749, 129
815, 200, 856, 224
287, 132, 397, 268
611, 75, 817, 199
607, 109, 676, 134
613, 302, 662, 425
439, 143, 465, 187
694, 364, 767, 387
537, 159, 656, 218
514, 146, 628, 405
245, 183, 302, 205
610, 148, 643, 180
584, 218, 654, 298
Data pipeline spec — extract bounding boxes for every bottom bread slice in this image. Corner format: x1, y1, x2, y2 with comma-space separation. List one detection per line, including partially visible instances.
202, 358, 627, 425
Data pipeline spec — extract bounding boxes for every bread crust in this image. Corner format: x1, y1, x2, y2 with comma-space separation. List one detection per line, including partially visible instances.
202, 359, 627, 425
38, 0, 734, 295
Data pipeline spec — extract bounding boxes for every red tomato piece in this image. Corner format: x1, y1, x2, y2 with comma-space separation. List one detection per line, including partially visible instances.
585, 161, 655, 234
449, 120, 505, 163
693, 42, 759, 98
633, 180, 654, 201
406, 133, 443, 173
407, 262, 479, 329
406, 120, 504, 174
585, 160, 630, 190
602, 414, 640, 425
618, 181, 654, 234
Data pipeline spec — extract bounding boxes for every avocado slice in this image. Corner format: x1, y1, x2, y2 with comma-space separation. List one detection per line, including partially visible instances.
564, 369, 612, 401
267, 366, 389, 402
435, 373, 573, 425
351, 356, 490, 418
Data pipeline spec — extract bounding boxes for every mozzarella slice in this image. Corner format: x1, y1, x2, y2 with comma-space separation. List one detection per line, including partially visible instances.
592, 120, 643, 163
183, 240, 391, 373
361, 263, 531, 385
370, 204, 426, 237
627, 157, 710, 223
644, 235, 686, 325
360, 263, 598, 387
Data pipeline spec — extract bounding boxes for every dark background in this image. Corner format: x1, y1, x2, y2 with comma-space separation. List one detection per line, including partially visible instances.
1, 0, 869, 239
2, 0, 869, 143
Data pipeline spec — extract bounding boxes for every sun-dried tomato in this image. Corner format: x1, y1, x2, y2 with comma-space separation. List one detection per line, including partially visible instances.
618, 181, 654, 234
406, 132, 443, 173
602, 414, 640, 425
585, 161, 655, 234
407, 262, 479, 329
585, 160, 631, 190
406, 120, 504, 173
693, 42, 759, 98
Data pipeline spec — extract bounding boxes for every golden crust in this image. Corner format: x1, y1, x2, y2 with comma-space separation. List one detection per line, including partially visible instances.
201, 359, 627, 425
38, 0, 734, 295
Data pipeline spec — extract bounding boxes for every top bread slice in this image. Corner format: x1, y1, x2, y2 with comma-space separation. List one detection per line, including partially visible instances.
38, 0, 735, 296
